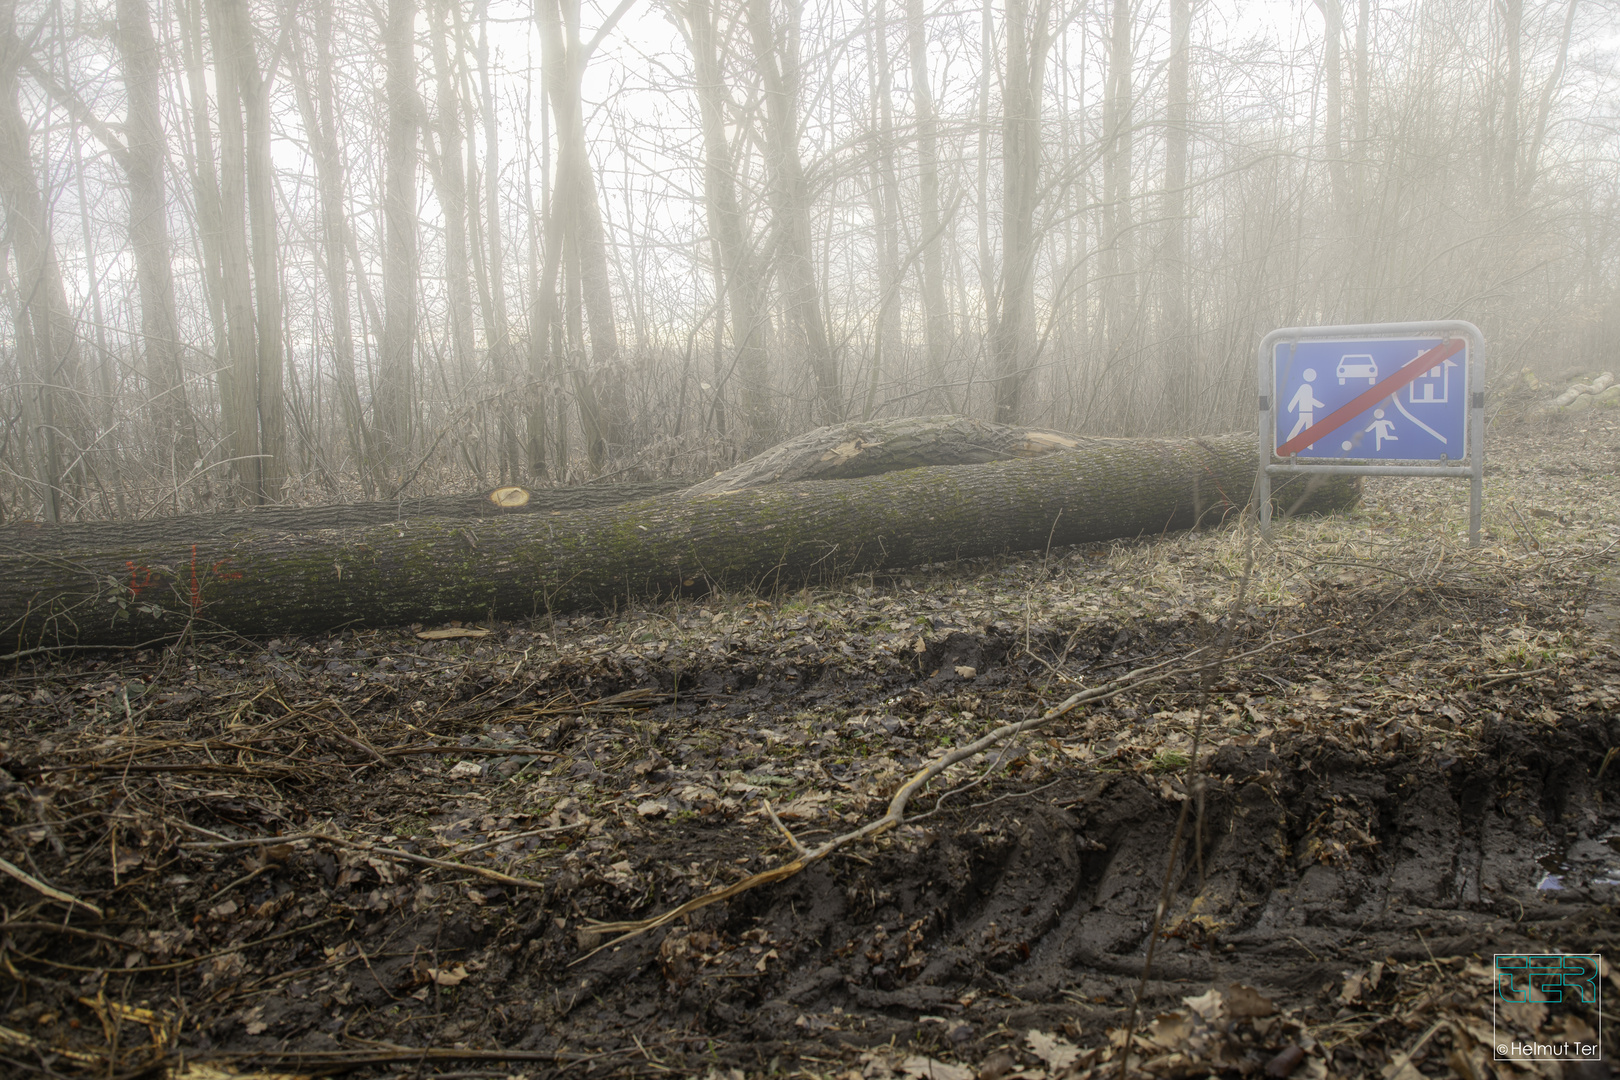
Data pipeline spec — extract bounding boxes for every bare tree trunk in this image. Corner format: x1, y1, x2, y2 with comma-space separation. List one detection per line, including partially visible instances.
745, 0, 840, 423
521, 59, 551, 481
1523, 0, 1578, 198
290, 15, 374, 494
674, 0, 774, 446
179, 0, 227, 431
377, 0, 420, 462
0, 0, 85, 523
1159, 0, 1190, 420
230, 0, 286, 502
1352, 0, 1368, 216
117, 0, 203, 488
535, 0, 630, 468
1313, 0, 1348, 227
205, 0, 265, 503
975, 0, 992, 357
64, 82, 122, 517
428, 0, 476, 394
1496, 0, 1521, 210
906, 0, 951, 406
472, 0, 519, 481
1100, 0, 1134, 353
864, 0, 901, 417
990, 0, 1052, 425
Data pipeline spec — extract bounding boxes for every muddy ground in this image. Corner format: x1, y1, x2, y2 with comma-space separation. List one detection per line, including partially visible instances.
1, 415, 1618, 1080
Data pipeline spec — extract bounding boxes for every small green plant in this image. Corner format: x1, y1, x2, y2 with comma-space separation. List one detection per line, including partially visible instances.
394, 814, 431, 837
1151, 749, 1190, 772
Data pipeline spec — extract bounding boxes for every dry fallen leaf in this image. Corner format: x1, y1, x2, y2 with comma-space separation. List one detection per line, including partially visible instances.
173, 1066, 310, 1080
1225, 982, 1276, 1018
899, 1055, 973, 1080
1147, 1011, 1193, 1048
428, 963, 470, 986
1026, 1028, 1082, 1071
1183, 987, 1224, 1020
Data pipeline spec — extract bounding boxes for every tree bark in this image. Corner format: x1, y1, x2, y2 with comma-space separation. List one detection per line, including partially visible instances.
685, 415, 1096, 495
0, 481, 687, 555
0, 426, 1357, 647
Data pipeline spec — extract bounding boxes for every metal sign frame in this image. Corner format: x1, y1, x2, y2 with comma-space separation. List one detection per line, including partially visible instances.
1258, 320, 1486, 547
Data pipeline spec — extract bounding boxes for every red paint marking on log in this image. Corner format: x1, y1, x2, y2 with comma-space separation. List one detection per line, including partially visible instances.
188, 545, 242, 610
1275, 338, 1466, 457
126, 562, 156, 598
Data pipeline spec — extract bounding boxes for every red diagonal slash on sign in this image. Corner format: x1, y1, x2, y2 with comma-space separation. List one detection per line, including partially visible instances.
1276, 338, 1466, 457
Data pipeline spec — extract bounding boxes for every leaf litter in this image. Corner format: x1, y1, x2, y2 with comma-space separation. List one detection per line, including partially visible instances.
0, 417, 1616, 1078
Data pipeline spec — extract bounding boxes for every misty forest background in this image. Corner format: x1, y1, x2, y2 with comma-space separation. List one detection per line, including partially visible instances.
0, 0, 1615, 522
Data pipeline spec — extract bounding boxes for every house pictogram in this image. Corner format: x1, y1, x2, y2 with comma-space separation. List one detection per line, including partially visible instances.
1408, 353, 1459, 405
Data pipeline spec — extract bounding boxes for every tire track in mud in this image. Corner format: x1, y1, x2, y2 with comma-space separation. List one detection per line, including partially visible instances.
552, 715, 1618, 1057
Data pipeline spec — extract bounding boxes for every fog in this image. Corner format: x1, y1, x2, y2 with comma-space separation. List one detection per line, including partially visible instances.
2, 0, 1617, 519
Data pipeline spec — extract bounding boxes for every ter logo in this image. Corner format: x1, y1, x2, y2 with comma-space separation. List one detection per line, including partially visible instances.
1496, 954, 1600, 1005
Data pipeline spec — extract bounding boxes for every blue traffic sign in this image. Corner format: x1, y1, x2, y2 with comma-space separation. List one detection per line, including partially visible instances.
1273, 337, 1468, 461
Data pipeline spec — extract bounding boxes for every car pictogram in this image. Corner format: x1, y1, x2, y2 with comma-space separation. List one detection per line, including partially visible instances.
1336, 354, 1377, 384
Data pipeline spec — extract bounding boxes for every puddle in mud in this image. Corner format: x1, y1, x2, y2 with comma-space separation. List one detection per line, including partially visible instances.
1535, 830, 1620, 891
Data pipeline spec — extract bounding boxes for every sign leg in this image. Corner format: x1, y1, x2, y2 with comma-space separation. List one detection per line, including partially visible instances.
1259, 468, 1272, 540
1470, 465, 1482, 549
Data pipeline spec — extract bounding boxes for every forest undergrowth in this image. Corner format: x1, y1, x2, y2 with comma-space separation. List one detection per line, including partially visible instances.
0, 415, 1617, 1080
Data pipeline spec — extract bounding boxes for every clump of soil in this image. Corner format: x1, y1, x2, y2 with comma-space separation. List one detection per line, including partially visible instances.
1, 420, 1617, 1078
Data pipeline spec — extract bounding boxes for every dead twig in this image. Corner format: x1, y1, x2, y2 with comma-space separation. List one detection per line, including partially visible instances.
0, 854, 103, 917
762, 800, 810, 858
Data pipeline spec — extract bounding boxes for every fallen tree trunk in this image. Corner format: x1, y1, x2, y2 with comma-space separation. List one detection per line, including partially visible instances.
0, 481, 685, 555
0, 432, 1355, 648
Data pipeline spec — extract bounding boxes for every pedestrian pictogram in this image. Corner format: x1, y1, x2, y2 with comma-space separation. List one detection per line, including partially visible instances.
1286, 369, 1325, 444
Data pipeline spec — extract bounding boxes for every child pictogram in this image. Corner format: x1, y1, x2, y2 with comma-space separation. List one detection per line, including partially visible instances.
1364, 408, 1397, 451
